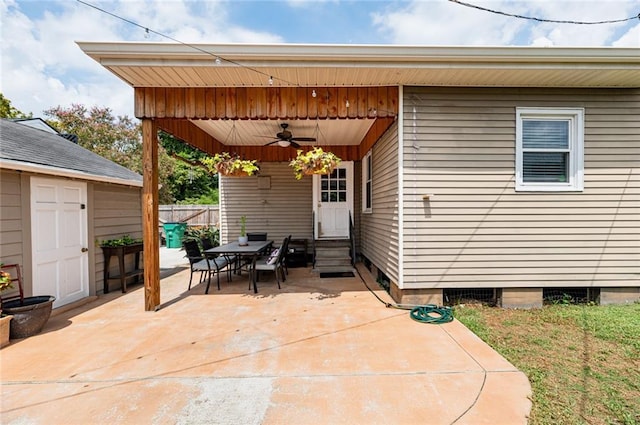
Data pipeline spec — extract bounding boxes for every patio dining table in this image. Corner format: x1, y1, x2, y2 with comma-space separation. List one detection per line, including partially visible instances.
205, 240, 273, 293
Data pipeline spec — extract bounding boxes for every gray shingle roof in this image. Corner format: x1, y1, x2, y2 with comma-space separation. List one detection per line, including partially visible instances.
1, 119, 142, 184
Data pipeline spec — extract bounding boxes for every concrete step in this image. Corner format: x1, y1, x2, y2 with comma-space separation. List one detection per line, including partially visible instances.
314, 258, 353, 268
315, 239, 351, 249
315, 247, 350, 258
313, 265, 356, 274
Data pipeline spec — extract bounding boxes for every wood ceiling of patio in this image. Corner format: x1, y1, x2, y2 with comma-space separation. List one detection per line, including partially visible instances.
135, 86, 398, 161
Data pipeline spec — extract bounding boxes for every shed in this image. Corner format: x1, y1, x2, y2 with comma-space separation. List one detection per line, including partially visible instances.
0, 119, 143, 308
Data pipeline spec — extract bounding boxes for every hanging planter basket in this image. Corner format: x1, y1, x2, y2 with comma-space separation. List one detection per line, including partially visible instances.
203, 153, 260, 177
290, 148, 341, 180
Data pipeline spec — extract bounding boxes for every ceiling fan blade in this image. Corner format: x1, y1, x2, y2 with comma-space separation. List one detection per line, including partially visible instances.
263, 140, 280, 146
291, 141, 301, 149
290, 137, 316, 142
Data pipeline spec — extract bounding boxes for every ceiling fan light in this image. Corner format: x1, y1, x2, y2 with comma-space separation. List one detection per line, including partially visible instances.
277, 140, 291, 147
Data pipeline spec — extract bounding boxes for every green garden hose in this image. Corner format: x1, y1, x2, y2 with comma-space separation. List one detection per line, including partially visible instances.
355, 267, 454, 324
409, 304, 454, 324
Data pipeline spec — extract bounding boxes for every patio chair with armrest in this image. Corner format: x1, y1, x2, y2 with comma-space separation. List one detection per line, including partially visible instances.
248, 235, 290, 290
201, 236, 236, 282
183, 239, 228, 293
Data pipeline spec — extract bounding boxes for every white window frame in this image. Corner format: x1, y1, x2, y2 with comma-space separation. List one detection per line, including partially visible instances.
362, 150, 372, 213
515, 107, 584, 192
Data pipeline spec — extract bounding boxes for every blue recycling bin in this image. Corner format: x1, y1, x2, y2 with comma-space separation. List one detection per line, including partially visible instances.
163, 222, 187, 248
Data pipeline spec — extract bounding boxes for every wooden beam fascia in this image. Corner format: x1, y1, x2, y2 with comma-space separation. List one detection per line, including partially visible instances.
157, 118, 225, 155
359, 117, 396, 159
135, 86, 399, 120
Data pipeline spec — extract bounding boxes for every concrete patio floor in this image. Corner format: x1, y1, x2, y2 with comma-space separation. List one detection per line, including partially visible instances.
1, 260, 531, 424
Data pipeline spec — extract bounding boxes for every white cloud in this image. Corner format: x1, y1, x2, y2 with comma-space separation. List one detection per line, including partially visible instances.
0, 0, 283, 118
372, 0, 640, 47
613, 23, 640, 47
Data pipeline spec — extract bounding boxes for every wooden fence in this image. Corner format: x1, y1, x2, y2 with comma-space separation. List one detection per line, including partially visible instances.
159, 205, 219, 228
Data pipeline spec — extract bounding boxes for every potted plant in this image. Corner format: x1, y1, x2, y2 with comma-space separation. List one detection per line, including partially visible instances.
289, 147, 341, 180
0, 265, 14, 347
202, 152, 259, 177
0, 263, 56, 340
238, 216, 248, 246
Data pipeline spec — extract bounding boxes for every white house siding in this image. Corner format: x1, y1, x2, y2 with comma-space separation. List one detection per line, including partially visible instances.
0, 170, 24, 266
92, 183, 143, 293
402, 87, 640, 289
219, 162, 313, 246
360, 122, 400, 284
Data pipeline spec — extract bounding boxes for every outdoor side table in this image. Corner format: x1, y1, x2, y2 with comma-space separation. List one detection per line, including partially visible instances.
101, 243, 144, 293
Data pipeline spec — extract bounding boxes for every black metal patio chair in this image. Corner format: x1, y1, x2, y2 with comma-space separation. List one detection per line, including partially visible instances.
248, 235, 290, 290
183, 239, 229, 293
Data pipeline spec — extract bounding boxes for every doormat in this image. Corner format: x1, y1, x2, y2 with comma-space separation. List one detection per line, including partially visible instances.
320, 272, 355, 278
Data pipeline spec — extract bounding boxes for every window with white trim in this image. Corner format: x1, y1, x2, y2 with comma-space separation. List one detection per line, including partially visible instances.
362, 150, 372, 212
516, 107, 584, 192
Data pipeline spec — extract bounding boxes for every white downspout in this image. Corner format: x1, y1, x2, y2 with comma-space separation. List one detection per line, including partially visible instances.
397, 85, 404, 289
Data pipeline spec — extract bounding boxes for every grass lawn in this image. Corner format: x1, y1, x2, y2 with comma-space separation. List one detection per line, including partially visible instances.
454, 302, 640, 425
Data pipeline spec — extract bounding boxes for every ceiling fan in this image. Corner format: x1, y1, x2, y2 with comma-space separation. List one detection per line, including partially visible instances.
263, 123, 316, 148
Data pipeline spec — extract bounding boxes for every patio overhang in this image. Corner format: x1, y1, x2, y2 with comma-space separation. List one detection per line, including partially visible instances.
77, 42, 640, 311
79, 42, 640, 160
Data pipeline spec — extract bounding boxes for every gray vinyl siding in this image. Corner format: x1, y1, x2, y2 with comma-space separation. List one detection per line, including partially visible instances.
219, 162, 313, 247
402, 87, 640, 289
93, 183, 143, 293
360, 122, 400, 284
0, 170, 24, 266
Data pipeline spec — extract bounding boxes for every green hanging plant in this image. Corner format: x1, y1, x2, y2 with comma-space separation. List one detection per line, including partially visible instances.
289, 148, 341, 180
202, 153, 260, 177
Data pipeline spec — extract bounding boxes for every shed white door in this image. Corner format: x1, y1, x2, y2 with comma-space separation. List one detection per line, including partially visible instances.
31, 177, 89, 308
313, 162, 353, 239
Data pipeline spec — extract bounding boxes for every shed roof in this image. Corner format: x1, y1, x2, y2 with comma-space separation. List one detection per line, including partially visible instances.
0, 119, 142, 187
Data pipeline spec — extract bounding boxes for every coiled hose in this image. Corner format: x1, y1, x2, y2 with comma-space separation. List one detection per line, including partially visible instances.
355, 267, 454, 324
409, 304, 454, 324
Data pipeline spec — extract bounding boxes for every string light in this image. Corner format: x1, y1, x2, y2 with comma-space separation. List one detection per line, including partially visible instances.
75, 0, 298, 87
214, 57, 221, 65
345, 100, 350, 108
311, 89, 317, 98
449, 0, 640, 25
144, 28, 150, 39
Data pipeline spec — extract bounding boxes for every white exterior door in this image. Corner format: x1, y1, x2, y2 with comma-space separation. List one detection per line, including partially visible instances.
31, 177, 89, 308
313, 161, 353, 239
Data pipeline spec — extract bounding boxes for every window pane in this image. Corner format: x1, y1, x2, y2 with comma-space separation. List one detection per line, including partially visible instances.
339, 180, 346, 190
338, 192, 346, 202
321, 192, 328, 202
338, 169, 346, 179
366, 182, 371, 209
523, 120, 569, 150
523, 152, 568, 182
321, 180, 328, 190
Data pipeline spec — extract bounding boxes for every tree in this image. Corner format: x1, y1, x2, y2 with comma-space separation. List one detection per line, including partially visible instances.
159, 131, 218, 204
44, 104, 176, 203
0, 93, 32, 119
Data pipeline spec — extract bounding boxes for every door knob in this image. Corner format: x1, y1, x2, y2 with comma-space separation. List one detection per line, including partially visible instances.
81, 247, 89, 253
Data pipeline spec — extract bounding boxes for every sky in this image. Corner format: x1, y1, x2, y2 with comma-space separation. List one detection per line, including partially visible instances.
1, 0, 639, 119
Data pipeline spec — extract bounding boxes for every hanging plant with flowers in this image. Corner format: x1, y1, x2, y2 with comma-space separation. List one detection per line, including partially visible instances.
0, 264, 14, 293
289, 148, 341, 180
202, 153, 260, 177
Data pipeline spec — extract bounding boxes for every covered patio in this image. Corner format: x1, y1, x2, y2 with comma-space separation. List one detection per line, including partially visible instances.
1, 264, 531, 424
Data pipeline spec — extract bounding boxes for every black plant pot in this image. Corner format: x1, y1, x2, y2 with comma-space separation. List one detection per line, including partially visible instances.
2, 296, 56, 339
